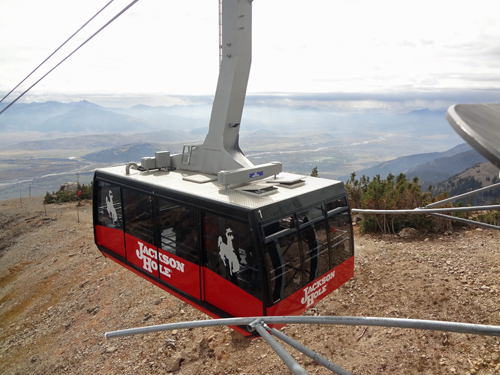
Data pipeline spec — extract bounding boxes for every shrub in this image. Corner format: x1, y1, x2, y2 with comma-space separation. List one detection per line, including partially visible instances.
346, 173, 452, 234
43, 182, 93, 204
43, 192, 55, 204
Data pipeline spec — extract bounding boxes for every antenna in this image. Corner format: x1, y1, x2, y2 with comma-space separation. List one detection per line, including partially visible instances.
219, 0, 223, 67
446, 103, 500, 170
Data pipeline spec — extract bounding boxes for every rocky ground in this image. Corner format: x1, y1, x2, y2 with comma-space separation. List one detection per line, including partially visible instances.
1, 197, 500, 375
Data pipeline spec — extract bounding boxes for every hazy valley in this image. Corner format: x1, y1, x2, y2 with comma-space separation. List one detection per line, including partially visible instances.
1, 99, 489, 201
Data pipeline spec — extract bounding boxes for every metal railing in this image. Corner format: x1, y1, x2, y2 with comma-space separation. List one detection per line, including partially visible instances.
105, 315, 500, 375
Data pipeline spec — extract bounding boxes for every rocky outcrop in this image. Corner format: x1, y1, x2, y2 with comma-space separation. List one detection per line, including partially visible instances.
59, 182, 79, 194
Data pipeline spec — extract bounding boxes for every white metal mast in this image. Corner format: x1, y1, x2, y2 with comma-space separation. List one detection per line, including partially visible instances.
170, 0, 282, 184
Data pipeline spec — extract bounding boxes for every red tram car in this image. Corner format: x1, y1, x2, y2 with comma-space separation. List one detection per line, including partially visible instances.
93, 168, 354, 336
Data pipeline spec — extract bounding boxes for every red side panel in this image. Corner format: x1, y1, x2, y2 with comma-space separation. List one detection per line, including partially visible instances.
203, 268, 263, 317
267, 256, 354, 317
125, 234, 159, 278
96, 225, 125, 257
158, 248, 200, 299
100, 251, 254, 337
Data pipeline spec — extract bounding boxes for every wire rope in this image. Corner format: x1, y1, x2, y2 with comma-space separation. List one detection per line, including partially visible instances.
0, 0, 114, 105
0, 0, 140, 116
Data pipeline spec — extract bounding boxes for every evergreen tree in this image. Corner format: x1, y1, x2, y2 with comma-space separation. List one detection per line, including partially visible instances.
345, 172, 449, 234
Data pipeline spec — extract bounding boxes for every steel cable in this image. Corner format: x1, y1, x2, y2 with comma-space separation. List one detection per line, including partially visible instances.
0, 0, 140, 116
0, 0, 115, 105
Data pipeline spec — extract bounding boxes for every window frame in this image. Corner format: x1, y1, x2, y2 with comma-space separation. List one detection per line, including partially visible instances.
155, 196, 201, 265
261, 199, 353, 306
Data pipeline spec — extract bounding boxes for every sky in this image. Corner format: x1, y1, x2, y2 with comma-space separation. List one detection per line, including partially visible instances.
0, 0, 499, 112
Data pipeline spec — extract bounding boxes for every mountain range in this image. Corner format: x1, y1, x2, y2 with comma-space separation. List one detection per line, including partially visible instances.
82, 143, 169, 163
1, 99, 480, 201
0, 100, 456, 140
341, 142, 499, 201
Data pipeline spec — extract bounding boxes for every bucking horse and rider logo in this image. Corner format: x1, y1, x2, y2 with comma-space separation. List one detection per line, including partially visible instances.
218, 228, 240, 276
106, 190, 118, 225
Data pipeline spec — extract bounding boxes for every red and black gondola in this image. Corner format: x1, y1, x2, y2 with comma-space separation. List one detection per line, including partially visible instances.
93, 168, 354, 336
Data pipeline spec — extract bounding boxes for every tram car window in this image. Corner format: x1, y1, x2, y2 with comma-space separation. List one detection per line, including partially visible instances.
325, 197, 347, 212
157, 198, 199, 265
95, 182, 124, 257
298, 206, 329, 281
203, 213, 262, 301
97, 182, 123, 230
263, 204, 353, 307
122, 189, 158, 277
123, 189, 155, 245
328, 211, 354, 268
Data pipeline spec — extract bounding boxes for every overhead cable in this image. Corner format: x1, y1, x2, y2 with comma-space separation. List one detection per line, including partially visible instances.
0, 0, 114, 105
0, 0, 140, 116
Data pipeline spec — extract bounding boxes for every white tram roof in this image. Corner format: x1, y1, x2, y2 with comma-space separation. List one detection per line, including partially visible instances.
97, 165, 346, 212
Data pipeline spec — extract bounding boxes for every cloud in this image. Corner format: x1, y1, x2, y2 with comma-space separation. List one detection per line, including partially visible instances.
242, 89, 500, 113
246, 89, 500, 103
5, 87, 499, 115
2, 0, 499, 111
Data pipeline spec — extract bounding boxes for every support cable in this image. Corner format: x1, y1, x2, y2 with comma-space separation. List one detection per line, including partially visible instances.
425, 182, 500, 208
249, 320, 309, 375
0, 0, 139, 116
0, 0, 115, 105
265, 324, 352, 375
428, 212, 500, 231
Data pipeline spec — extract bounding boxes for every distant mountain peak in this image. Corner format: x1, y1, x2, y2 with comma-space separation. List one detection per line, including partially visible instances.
72, 100, 102, 109
404, 108, 446, 116
130, 104, 152, 110
293, 105, 323, 112
251, 129, 276, 136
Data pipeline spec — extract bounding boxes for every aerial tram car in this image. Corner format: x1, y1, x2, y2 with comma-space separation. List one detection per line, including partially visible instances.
93, 0, 354, 336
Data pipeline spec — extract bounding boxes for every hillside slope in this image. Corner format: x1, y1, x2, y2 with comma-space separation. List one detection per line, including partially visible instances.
82, 143, 168, 163
346, 143, 472, 182
432, 162, 500, 205
1, 198, 500, 374
407, 149, 488, 184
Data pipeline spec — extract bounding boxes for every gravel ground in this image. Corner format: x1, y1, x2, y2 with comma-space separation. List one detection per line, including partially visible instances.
1, 197, 500, 375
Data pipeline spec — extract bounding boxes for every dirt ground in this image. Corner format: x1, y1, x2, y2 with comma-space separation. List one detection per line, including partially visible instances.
1, 197, 500, 375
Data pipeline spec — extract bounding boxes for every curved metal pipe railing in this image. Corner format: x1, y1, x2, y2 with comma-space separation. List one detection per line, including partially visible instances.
105, 316, 500, 339
105, 316, 500, 375
352, 205, 500, 215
